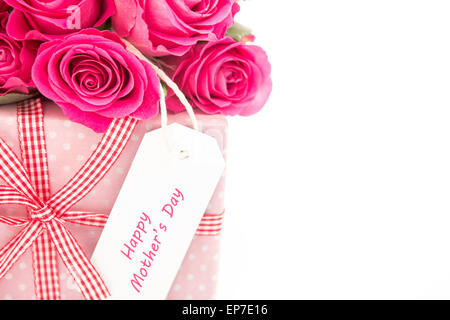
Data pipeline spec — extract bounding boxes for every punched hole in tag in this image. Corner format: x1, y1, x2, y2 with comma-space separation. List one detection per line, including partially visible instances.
170, 139, 192, 161
178, 149, 190, 160
156, 81, 198, 161
164, 129, 194, 161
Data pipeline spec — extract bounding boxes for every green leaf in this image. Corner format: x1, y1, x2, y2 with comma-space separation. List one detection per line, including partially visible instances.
226, 22, 253, 42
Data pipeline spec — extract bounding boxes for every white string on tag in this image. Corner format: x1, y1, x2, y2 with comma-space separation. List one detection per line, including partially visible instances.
159, 83, 168, 129
122, 38, 199, 131
158, 83, 175, 155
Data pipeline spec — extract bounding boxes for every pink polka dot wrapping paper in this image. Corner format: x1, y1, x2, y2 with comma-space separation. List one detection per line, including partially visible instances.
0, 99, 227, 300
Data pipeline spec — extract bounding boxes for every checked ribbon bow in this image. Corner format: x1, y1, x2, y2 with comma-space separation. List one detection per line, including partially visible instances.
0, 98, 138, 300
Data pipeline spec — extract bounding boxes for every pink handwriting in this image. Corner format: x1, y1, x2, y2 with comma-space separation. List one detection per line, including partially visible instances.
161, 188, 184, 218
131, 223, 167, 293
128, 188, 184, 293
121, 212, 151, 261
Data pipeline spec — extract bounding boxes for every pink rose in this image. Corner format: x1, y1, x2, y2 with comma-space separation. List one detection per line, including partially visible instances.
165, 37, 272, 116
0, 15, 38, 95
112, 0, 240, 57
32, 29, 161, 133
5, 0, 115, 41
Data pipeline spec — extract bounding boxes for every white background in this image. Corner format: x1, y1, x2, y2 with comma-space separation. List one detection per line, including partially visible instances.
217, 0, 450, 299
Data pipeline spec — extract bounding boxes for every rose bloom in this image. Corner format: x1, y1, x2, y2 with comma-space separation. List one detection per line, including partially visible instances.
32, 29, 160, 133
5, 0, 115, 41
112, 0, 240, 57
165, 37, 272, 116
0, 8, 37, 95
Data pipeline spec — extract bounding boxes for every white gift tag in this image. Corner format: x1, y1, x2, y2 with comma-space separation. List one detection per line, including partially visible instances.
91, 123, 225, 300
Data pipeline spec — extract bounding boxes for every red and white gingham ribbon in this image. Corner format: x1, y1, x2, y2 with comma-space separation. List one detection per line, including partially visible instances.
0, 98, 138, 300
196, 212, 225, 236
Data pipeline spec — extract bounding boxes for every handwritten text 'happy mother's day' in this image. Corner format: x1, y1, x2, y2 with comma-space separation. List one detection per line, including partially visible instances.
120, 188, 184, 294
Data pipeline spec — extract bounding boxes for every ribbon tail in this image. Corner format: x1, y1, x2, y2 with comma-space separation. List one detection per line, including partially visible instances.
0, 221, 43, 279
32, 231, 61, 300
46, 219, 110, 300
60, 212, 108, 228
0, 216, 29, 227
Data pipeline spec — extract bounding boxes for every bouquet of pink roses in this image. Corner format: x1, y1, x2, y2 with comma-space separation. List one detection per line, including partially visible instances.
0, 0, 271, 301
0, 0, 272, 132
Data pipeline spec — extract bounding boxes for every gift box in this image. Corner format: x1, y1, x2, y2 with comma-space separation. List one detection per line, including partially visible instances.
0, 98, 227, 300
